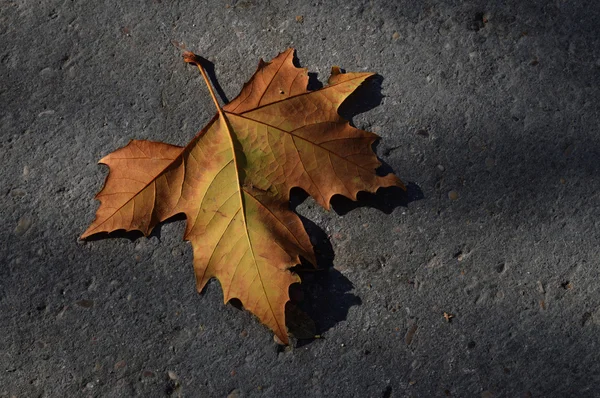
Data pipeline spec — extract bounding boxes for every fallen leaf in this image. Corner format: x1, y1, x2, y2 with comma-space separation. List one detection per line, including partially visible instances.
81, 48, 404, 344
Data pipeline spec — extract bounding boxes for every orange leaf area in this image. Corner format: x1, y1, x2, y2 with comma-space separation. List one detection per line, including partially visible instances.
82, 49, 404, 344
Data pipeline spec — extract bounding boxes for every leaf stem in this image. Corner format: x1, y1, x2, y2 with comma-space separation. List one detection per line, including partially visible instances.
183, 52, 222, 114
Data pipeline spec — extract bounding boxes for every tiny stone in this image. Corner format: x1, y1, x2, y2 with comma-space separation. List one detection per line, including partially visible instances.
167, 370, 178, 380
295, 15, 304, 23
86, 382, 94, 389
536, 281, 545, 294
10, 188, 26, 197
437, 164, 445, 171
448, 190, 459, 201
392, 31, 400, 40
560, 177, 566, 184
114, 360, 126, 370
228, 389, 242, 398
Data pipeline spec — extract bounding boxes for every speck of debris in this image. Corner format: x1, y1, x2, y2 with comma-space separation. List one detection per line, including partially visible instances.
14, 215, 33, 236
227, 389, 242, 398
75, 299, 94, 308
581, 312, 592, 327
167, 370, 178, 380
405, 323, 418, 346
113, 360, 126, 370
142, 370, 156, 379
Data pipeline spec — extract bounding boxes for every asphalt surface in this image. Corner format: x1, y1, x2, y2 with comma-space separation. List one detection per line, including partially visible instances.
1, 0, 600, 397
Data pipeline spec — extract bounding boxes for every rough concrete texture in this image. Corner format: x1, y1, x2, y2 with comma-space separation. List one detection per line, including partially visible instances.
1, 0, 600, 396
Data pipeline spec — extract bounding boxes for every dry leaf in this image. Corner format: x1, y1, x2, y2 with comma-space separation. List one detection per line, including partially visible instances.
81, 48, 404, 344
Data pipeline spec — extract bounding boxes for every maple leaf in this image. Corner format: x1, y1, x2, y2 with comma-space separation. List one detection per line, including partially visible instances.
81, 48, 404, 344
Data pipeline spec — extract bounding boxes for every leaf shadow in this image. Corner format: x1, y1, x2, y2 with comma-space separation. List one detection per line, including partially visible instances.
338, 73, 384, 124
284, 202, 362, 346
331, 181, 424, 216
81, 213, 186, 242
286, 184, 422, 345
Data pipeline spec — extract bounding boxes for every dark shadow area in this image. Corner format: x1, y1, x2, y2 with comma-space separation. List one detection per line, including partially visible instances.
307, 72, 323, 91
200, 58, 230, 105
330, 182, 423, 216
338, 74, 384, 126
83, 229, 144, 242
287, 179, 420, 346
285, 214, 362, 347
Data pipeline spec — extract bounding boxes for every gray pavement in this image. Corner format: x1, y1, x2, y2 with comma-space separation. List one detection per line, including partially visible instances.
1, 0, 600, 397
